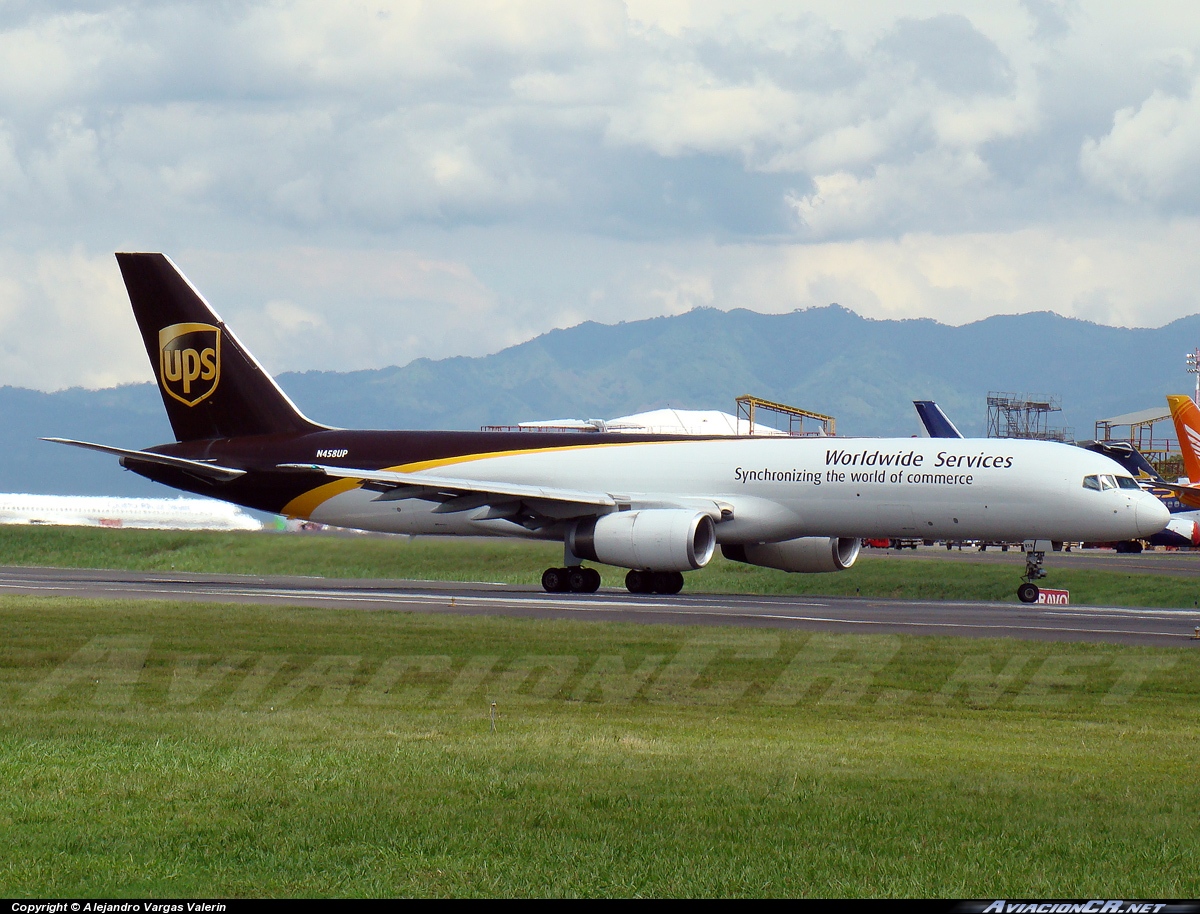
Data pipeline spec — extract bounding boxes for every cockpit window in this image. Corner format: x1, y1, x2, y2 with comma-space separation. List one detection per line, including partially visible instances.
1115, 475, 1140, 490
1082, 475, 1101, 490
1100, 474, 1117, 490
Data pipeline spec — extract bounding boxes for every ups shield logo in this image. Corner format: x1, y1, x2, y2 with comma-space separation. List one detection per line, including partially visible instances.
159, 322, 220, 407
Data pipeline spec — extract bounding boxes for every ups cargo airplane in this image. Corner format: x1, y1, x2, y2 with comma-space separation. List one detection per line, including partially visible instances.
915, 398, 1200, 551
47, 254, 1169, 603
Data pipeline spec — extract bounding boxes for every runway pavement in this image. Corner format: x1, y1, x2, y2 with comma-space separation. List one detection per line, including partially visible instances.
863, 544, 1200, 576
2, 564, 1199, 648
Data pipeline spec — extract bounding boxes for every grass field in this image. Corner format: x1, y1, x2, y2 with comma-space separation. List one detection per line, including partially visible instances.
1, 525, 1199, 607
1, 594, 1198, 897
1, 526, 1199, 897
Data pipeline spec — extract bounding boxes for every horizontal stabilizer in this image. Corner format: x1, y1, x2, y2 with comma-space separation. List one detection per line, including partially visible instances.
278, 463, 617, 507
43, 438, 246, 483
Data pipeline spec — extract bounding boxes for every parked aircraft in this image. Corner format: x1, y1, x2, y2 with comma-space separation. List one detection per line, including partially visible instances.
46, 254, 1168, 603
1168, 395, 1200, 488
913, 401, 964, 439
0, 493, 261, 531
1071, 395, 1200, 551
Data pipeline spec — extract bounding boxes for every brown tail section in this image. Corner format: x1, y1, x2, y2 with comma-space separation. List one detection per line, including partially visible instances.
117, 253, 324, 441
1168, 394, 1200, 485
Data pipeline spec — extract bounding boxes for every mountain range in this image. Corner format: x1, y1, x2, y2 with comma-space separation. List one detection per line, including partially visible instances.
5, 304, 1197, 496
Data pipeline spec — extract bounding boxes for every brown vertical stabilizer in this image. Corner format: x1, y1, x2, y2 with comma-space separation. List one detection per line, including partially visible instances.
116, 253, 325, 442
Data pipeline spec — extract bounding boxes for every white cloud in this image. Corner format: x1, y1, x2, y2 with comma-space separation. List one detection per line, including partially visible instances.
7, 221, 1200, 392
640, 266, 716, 316
1081, 80, 1200, 205
2, 2, 1200, 388
603, 67, 802, 158
0, 121, 23, 194
0, 11, 119, 111
0, 248, 144, 390
721, 223, 1200, 329
787, 149, 993, 238
174, 246, 510, 375
0, 1, 1059, 239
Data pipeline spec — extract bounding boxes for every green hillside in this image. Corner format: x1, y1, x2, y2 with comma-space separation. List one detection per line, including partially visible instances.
6, 304, 1199, 495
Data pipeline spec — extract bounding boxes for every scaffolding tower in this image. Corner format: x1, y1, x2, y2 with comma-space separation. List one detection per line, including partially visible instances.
1093, 407, 1176, 456
985, 392, 1073, 442
736, 395, 835, 437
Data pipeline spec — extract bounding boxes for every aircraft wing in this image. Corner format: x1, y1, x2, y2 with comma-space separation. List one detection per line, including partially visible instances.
1140, 479, 1200, 510
43, 438, 247, 483
278, 462, 620, 513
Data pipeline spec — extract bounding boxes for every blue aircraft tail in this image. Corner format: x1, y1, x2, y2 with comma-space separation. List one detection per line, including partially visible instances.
913, 401, 964, 439
1076, 440, 1163, 482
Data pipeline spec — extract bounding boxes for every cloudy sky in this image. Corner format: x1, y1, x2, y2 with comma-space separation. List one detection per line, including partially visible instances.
3, 0, 1200, 390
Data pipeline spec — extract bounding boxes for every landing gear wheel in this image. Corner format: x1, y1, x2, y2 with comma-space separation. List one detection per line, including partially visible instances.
1017, 541, 1051, 603
568, 567, 587, 592
625, 570, 650, 594
651, 571, 684, 594
626, 570, 684, 594
541, 567, 569, 593
568, 567, 602, 593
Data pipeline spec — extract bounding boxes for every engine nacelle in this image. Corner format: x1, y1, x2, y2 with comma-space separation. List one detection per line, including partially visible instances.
1151, 516, 1200, 548
721, 536, 860, 573
569, 510, 716, 571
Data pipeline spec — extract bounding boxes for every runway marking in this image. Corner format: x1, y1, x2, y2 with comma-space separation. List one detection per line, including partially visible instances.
0, 578, 826, 612
1, 582, 1192, 640
2, 570, 1197, 644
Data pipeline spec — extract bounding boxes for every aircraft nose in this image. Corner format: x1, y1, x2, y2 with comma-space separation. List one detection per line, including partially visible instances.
1135, 494, 1170, 537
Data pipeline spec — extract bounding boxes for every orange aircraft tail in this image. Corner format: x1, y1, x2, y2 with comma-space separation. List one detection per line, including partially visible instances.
1167, 394, 1200, 484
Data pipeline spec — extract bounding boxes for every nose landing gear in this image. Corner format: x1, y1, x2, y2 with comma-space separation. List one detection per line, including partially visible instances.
1016, 539, 1049, 603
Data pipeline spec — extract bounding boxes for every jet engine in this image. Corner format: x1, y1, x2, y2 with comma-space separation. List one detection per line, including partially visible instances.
1151, 516, 1200, 548
721, 536, 860, 573
569, 510, 717, 571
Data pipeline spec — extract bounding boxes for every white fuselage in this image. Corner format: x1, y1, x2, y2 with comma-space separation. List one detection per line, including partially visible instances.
301, 436, 1169, 545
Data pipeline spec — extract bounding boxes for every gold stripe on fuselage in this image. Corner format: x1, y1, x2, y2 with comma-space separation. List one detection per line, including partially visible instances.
280, 438, 679, 519
282, 477, 361, 519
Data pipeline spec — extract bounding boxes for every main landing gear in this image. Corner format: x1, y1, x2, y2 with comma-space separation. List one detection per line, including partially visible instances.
539, 566, 687, 594
541, 566, 602, 593
624, 570, 684, 595
541, 542, 687, 596
1016, 539, 1050, 604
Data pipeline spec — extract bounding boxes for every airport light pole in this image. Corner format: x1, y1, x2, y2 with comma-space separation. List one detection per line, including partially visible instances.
1189, 350, 1200, 405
